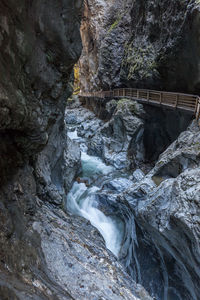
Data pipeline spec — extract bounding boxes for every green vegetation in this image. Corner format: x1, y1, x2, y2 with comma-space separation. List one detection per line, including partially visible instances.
117, 98, 140, 115
73, 64, 80, 95
107, 16, 122, 34
121, 41, 159, 81
152, 176, 165, 186
46, 51, 54, 63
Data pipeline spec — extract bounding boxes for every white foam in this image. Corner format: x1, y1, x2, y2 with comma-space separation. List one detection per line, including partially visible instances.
66, 182, 123, 256
81, 152, 113, 177
67, 130, 78, 140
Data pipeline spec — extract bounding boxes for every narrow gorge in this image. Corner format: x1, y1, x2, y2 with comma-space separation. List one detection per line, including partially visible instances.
0, 1, 200, 300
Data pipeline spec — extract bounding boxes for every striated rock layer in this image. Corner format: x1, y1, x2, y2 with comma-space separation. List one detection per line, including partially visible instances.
79, 0, 200, 94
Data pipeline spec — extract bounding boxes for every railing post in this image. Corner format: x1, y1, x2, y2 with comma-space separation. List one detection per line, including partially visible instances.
147, 91, 150, 102
159, 92, 163, 104
137, 90, 139, 99
175, 94, 179, 108
123, 89, 125, 97
196, 98, 200, 122
195, 97, 199, 115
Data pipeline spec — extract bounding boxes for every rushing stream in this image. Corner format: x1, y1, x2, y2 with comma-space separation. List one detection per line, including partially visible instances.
65, 127, 124, 257
64, 107, 189, 300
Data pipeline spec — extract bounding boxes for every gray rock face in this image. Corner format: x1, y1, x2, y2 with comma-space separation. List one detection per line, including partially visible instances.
88, 98, 145, 169
80, 0, 200, 94
132, 169, 145, 183
103, 178, 133, 193
33, 206, 152, 300
151, 120, 200, 178
0, 0, 82, 201
119, 121, 200, 299
79, 0, 132, 91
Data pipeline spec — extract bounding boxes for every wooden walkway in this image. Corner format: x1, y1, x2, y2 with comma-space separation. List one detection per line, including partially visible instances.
79, 88, 200, 122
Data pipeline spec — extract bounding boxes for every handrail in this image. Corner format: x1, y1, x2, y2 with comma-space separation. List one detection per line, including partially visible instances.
79, 88, 200, 123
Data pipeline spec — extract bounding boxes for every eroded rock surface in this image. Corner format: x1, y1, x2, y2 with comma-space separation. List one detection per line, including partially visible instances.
119, 121, 200, 300
0, 0, 82, 201
33, 206, 152, 300
88, 98, 145, 169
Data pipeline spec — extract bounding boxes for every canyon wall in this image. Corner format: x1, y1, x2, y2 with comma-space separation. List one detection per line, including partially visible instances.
0, 1, 152, 299
0, 0, 83, 202
80, 0, 200, 94
0, 0, 82, 297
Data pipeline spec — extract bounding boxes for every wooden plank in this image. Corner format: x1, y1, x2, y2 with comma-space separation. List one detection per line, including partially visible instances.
178, 101, 193, 105
177, 105, 195, 111
178, 99, 196, 105
177, 101, 196, 107
162, 95, 177, 100
178, 95, 196, 100
162, 97, 176, 103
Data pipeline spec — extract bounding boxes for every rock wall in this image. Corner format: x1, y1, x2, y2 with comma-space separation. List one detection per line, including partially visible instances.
0, 0, 83, 200
79, 0, 200, 94
0, 0, 82, 297
120, 121, 200, 300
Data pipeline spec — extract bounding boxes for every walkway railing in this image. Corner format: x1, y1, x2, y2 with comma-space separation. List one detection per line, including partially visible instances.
79, 88, 200, 122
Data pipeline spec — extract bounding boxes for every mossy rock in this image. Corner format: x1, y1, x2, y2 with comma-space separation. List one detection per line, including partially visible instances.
121, 41, 159, 81
117, 98, 141, 115
152, 176, 165, 186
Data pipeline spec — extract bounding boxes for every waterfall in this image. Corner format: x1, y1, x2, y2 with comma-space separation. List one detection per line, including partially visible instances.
66, 181, 123, 256
65, 134, 124, 256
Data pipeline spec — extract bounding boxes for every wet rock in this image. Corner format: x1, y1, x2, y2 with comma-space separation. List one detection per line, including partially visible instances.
65, 106, 104, 140
118, 122, 200, 299
64, 137, 81, 193
103, 177, 133, 193
89, 98, 145, 169
132, 169, 145, 183
150, 120, 200, 178
0, 0, 92, 298
33, 205, 152, 300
